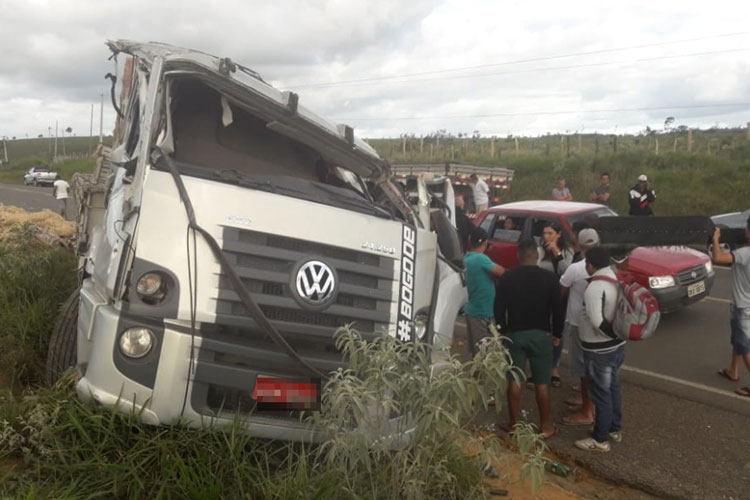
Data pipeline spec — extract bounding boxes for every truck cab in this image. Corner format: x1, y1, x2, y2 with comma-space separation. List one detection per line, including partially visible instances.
49, 40, 467, 441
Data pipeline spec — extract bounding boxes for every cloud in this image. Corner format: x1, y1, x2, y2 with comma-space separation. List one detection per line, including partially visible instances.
1, 0, 749, 140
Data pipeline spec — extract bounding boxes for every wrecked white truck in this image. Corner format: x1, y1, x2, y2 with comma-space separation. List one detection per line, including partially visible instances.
46, 40, 467, 441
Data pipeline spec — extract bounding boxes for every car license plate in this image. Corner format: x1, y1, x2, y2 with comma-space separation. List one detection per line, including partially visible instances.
687, 281, 705, 298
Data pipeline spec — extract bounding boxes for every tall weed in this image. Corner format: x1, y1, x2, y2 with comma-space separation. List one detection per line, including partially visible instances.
0, 233, 76, 385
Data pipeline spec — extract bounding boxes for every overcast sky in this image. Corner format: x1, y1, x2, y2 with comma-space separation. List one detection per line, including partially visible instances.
1, 0, 749, 140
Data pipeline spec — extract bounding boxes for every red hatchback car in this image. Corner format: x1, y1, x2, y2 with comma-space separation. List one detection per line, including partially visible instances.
474, 201, 715, 312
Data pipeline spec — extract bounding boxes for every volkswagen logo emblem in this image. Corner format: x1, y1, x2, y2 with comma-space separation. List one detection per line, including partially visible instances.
295, 260, 336, 306
691, 271, 697, 279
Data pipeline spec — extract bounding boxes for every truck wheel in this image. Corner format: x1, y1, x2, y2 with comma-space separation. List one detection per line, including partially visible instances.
45, 289, 80, 386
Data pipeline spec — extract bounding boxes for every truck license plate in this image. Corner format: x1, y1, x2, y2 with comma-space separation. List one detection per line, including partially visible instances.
687, 281, 705, 298
252, 375, 320, 411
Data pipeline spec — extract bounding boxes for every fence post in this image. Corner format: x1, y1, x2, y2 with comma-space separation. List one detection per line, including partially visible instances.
560, 135, 564, 155
566, 135, 571, 157
688, 129, 693, 153
673, 138, 678, 152
490, 137, 495, 158
514, 137, 519, 157
578, 134, 582, 153
430, 144, 433, 158
655, 138, 659, 155
402, 136, 406, 155
420, 136, 424, 154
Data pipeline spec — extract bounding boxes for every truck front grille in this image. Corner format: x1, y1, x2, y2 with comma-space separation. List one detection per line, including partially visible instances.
191, 226, 396, 418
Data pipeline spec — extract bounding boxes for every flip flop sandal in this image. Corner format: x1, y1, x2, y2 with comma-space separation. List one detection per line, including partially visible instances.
718, 369, 740, 382
541, 426, 559, 439
551, 376, 562, 388
735, 387, 750, 398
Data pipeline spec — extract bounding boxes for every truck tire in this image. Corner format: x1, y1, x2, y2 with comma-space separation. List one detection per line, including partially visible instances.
45, 288, 80, 386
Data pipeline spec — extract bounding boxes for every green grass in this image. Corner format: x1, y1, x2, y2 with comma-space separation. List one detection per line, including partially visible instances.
3, 136, 110, 162
369, 129, 750, 216
0, 158, 96, 185
0, 325, 547, 499
0, 233, 77, 386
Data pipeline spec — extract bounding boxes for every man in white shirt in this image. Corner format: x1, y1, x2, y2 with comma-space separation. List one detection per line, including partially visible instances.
712, 219, 750, 397
575, 247, 625, 453
559, 229, 599, 426
470, 173, 489, 214
52, 178, 71, 219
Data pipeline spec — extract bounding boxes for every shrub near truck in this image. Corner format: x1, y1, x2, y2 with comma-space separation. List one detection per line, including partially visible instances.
475, 201, 715, 313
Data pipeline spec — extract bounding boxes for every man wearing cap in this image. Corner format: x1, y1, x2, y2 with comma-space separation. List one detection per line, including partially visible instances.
464, 228, 506, 352
559, 228, 600, 426
628, 174, 656, 216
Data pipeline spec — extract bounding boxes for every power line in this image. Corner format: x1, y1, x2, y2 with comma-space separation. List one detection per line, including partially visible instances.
303, 48, 750, 89
332, 102, 750, 122
288, 31, 750, 88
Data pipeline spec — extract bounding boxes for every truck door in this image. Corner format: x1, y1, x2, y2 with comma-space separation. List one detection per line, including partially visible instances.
484, 213, 526, 269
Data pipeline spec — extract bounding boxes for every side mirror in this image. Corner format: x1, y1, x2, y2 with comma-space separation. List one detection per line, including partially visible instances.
431, 209, 463, 267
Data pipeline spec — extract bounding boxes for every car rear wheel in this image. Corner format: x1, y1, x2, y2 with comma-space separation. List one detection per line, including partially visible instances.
45, 288, 79, 386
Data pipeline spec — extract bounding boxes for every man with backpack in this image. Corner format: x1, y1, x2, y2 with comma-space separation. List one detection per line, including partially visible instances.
575, 247, 626, 452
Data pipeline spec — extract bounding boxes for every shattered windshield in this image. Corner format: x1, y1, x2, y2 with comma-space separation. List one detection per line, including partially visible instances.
156, 79, 395, 218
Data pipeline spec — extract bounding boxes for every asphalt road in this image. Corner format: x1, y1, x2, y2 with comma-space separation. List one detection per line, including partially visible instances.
454, 268, 750, 499
0, 182, 76, 219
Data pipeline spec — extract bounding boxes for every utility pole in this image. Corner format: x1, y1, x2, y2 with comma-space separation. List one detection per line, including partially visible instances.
99, 93, 104, 143
2, 137, 8, 164
54, 120, 58, 162
89, 104, 94, 155
48, 126, 52, 157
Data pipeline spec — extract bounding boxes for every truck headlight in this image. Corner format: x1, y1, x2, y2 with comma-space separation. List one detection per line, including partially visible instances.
648, 276, 675, 289
704, 261, 713, 274
413, 312, 429, 340
136, 272, 167, 304
119, 328, 155, 359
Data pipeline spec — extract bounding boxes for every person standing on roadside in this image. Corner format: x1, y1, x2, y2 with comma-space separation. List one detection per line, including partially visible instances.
537, 222, 574, 387
538, 222, 575, 277
470, 174, 489, 214
52, 177, 71, 219
552, 178, 573, 201
559, 229, 600, 426
575, 247, 625, 452
495, 239, 565, 439
464, 229, 505, 353
712, 219, 750, 397
590, 173, 611, 206
628, 174, 655, 216
454, 194, 472, 253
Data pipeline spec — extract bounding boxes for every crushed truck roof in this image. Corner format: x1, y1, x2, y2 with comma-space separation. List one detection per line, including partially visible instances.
107, 40, 389, 180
